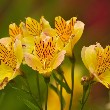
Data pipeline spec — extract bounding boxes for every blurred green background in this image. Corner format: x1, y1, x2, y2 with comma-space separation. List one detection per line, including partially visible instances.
0, 0, 110, 110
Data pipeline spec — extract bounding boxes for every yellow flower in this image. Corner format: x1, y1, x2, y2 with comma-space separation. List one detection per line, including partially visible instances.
0, 38, 23, 90
24, 35, 66, 76
81, 43, 110, 88
55, 16, 84, 57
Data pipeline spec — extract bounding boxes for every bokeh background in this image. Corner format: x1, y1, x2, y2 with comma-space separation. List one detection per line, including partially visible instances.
0, 0, 110, 110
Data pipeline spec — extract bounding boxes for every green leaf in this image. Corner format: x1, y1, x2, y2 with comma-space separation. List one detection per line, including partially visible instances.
18, 96, 40, 110
9, 84, 30, 95
52, 73, 71, 93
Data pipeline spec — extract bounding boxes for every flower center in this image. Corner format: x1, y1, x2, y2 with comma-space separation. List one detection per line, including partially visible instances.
35, 37, 56, 69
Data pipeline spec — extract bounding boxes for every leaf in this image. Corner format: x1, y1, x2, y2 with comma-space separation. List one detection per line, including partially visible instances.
49, 83, 66, 108
10, 84, 30, 94
18, 96, 40, 110
52, 73, 71, 93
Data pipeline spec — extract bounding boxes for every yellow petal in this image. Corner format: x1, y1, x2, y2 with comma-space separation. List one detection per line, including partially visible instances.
95, 44, 110, 75
81, 45, 97, 73
0, 62, 14, 82
14, 39, 23, 68
9, 23, 22, 41
0, 62, 20, 90
0, 42, 9, 60
0, 37, 11, 49
56, 37, 64, 51
81, 46, 88, 68
50, 50, 66, 69
22, 36, 34, 54
20, 22, 30, 37
40, 16, 51, 29
55, 16, 70, 42
72, 21, 84, 47
24, 53, 43, 71
0, 62, 14, 89
26, 17, 40, 36
94, 69, 110, 88
42, 28, 56, 38
65, 21, 84, 56
20, 22, 35, 54
64, 41, 73, 57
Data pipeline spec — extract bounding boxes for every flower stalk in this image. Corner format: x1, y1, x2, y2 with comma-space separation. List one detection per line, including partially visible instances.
44, 77, 50, 110
69, 54, 75, 110
60, 76, 63, 110
80, 84, 91, 110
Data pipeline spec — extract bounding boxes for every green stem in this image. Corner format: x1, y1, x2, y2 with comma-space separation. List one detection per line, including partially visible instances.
44, 77, 50, 110
60, 77, 63, 110
81, 84, 91, 110
45, 82, 48, 110
36, 73, 42, 107
69, 55, 75, 110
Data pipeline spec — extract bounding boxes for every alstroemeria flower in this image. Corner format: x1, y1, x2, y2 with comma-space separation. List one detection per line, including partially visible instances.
0, 38, 23, 89
81, 43, 110, 88
55, 16, 84, 57
24, 34, 66, 77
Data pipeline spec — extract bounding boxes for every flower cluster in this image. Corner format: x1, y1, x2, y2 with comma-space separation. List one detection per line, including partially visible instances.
0, 16, 84, 89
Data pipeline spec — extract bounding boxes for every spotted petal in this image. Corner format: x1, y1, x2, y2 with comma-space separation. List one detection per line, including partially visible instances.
93, 69, 110, 88
65, 21, 84, 56
9, 23, 22, 42
26, 17, 40, 36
